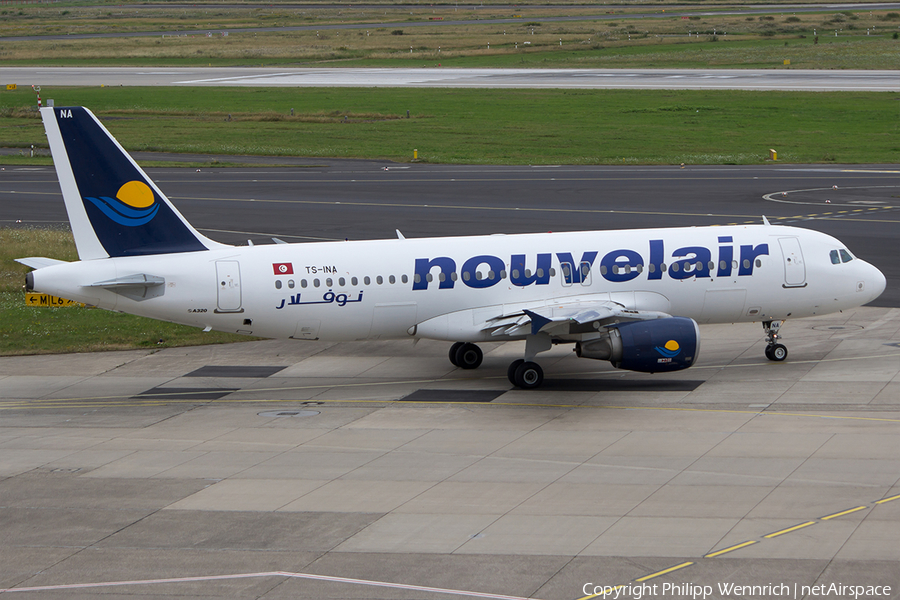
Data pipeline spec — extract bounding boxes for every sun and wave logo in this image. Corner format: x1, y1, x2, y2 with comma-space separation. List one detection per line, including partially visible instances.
84, 180, 159, 227
655, 339, 681, 359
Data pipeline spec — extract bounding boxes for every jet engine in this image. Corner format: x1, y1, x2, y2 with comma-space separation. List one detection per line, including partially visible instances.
575, 317, 700, 373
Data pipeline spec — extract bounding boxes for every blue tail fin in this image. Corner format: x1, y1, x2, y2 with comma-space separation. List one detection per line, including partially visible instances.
41, 106, 225, 259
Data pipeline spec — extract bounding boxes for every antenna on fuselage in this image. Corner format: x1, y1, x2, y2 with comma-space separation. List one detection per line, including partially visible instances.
762, 215, 772, 226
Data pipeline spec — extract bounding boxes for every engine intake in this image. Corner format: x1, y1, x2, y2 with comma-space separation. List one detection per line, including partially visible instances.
576, 317, 700, 373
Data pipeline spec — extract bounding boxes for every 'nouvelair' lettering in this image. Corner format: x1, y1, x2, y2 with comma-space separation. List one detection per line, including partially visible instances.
413, 239, 769, 290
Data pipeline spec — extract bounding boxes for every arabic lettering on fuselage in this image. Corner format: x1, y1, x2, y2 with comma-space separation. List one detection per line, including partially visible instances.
276, 290, 363, 310
412, 237, 769, 291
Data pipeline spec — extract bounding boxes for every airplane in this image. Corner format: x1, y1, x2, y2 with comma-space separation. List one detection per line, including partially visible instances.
19, 106, 887, 389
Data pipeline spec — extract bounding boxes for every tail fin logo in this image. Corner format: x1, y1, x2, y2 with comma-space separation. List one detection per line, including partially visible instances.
84, 181, 159, 227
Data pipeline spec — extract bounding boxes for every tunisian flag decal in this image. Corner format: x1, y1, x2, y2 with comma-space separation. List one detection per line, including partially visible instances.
273, 262, 293, 275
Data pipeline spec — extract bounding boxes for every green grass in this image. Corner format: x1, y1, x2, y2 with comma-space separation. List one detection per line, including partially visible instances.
2, 86, 898, 165
0, 227, 255, 355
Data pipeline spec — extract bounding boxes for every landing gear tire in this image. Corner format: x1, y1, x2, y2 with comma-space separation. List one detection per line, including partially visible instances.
507, 359, 525, 385
513, 361, 544, 389
762, 320, 787, 362
448, 342, 465, 367
454, 343, 483, 370
765, 343, 788, 362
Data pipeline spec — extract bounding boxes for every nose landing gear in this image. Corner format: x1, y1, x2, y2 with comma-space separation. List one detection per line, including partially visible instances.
762, 320, 788, 361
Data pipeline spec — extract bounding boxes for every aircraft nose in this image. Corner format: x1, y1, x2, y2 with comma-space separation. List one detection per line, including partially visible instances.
863, 263, 886, 304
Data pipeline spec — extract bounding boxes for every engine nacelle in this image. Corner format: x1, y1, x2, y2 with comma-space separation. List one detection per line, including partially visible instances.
576, 317, 700, 373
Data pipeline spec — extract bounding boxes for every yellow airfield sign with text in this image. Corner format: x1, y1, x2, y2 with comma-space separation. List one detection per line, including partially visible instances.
25, 293, 83, 308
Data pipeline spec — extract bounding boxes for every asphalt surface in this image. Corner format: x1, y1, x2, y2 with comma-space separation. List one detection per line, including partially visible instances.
8, 67, 900, 91
2, 161, 898, 306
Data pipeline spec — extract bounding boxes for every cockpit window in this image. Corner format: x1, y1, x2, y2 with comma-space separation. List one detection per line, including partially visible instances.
830, 250, 840, 265
839, 249, 854, 263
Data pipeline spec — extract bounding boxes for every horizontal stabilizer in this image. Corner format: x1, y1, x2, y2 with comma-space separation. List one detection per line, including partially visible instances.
15, 257, 68, 270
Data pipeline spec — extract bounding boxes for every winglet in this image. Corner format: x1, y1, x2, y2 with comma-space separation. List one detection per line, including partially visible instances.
523, 309, 552, 336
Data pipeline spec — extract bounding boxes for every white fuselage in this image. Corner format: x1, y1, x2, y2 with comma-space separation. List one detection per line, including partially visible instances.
31, 224, 886, 344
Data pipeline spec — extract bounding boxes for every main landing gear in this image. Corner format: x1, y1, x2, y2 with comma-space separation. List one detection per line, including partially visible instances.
762, 320, 788, 362
448, 342, 483, 370
449, 335, 551, 389
506, 359, 543, 389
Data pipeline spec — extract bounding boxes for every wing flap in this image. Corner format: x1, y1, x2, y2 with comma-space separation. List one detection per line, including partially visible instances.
480, 299, 671, 338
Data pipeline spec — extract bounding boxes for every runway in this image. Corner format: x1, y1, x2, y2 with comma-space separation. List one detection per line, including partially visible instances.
7, 67, 900, 91
1, 163, 899, 598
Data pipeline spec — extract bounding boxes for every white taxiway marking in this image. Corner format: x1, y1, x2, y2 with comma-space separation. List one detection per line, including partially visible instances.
0, 570, 541, 600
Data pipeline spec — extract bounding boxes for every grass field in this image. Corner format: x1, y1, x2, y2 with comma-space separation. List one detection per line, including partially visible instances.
0, 227, 253, 356
2, 86, 897, 165
1, 5, 898, 68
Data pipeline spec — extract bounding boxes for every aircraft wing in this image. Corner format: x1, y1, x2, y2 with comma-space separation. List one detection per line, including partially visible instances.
481, 299, 671, 338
